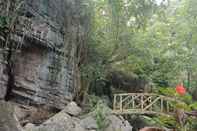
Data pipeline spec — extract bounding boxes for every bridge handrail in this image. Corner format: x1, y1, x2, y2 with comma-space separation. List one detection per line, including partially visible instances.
113, 93, 183, 103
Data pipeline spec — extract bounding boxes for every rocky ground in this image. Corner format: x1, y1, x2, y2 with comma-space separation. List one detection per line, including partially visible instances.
0, 100, 133, 131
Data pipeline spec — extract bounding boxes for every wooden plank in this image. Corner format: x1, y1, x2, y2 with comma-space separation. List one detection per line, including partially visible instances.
115, 93, 158, 96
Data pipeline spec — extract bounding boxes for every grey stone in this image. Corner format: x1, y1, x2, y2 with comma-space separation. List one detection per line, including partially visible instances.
105, 115, 133, 131
80, 116, 98, 130
24, 109, 86, 131
24, 123, 36, 131
22, 103, 133, 131
63, 102, 82, 116
0, 52, 8, 99
0, 101, 22, 131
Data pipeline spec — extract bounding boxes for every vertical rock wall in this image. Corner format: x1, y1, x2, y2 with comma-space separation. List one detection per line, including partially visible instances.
0, 0, 89, 109
0, 52, 8, 99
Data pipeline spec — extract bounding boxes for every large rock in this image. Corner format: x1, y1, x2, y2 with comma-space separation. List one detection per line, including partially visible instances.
63, 101, 82, 116
24, 107, 86, 131
0, 101, 23, 131
80, 115, 133, 131
80, 116, 98, 130
0, 52, 8, 99
24, 113, 133, 131
0, 0, 89, 109
105, 115, 133, 131
23, 102, 132, 131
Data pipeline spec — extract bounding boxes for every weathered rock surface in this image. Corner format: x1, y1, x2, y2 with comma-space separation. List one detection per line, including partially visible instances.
0, 101, 23, 131
0, 51, 8, 99
80, 116, 98, 130
63, 101, 82, 116
24, 106, 85, 131
0, 0, 89, 109
105, 115, 133, 131
23, 102, 132, 131
80, 115, 133, 131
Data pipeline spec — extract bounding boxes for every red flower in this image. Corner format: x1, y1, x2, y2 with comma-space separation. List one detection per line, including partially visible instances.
176, 84, 186, 95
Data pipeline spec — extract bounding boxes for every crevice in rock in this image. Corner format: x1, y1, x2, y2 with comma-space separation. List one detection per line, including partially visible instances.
4, 45, 15, 101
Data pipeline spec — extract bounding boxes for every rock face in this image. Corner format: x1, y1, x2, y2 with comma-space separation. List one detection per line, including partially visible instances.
0, 0, 89, 109
63, 101, 82, 116
0, 51, 7, 99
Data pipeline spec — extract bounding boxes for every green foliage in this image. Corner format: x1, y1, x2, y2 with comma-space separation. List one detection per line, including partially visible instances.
0, 16, 8, 28
158, 87, 176, 97
157, 87, 192, 109
83, 0, 197, 129
93, 101, 110, 131
153, 116, 177, 128
189, 102, 197, 110
87, 95, 101, 110
81, 0, 166, 94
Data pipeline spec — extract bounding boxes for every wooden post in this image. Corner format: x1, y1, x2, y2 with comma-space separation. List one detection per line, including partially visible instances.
141, 94, 143, 110
149, 97, 152, 111
161, 98, 163, 112
120, 95, 123, 112
166, 101, 169, 113
113, 94, 117, 110
132, 95, 135, 109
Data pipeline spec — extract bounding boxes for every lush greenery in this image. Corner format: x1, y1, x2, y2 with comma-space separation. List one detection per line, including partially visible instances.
80, 0, 197, 130
82, 0, 197, 88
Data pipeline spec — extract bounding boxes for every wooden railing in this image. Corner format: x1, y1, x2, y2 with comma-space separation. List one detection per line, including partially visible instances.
113, 93, 182, 116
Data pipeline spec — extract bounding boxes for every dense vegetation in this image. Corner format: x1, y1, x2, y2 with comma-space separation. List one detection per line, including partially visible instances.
79, 0, 197, 130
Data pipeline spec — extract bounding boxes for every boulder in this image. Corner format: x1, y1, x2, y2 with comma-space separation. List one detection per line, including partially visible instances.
24, 107, 86, 131
0, 101, 23, 131
79, 115, 133, 131
63, 102, 82, 116
105, 115, 133, 131
80, 116, 98, 130
23, 102, 132, 131
24, 123, 36, 131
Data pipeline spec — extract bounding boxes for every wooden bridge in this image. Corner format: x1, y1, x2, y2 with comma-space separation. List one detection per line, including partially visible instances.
113, 93, 182, 116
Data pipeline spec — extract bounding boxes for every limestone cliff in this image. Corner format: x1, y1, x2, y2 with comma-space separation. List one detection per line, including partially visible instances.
0, 0, 89, 109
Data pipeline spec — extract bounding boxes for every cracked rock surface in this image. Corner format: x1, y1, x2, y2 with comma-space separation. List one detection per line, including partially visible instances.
0, 0, 88, 109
